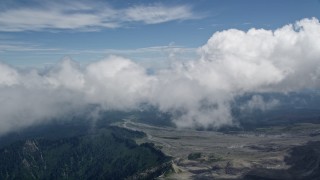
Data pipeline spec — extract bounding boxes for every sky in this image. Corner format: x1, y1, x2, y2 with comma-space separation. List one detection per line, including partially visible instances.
0, 0, 319, 67
0, 0, 320, 134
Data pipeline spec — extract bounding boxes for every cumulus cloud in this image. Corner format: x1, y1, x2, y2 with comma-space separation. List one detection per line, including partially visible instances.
84, 56, 153, 109
0, 63, 19, 86
0, 18, 320, 134
199, 17, 320, 92
0, 1, 197, 32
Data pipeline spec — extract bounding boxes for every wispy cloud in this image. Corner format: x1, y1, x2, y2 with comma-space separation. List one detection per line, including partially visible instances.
0, 1, 198, 32
124, 5, 195, 24
0, 41, 196, 56
0, 45, 58, 53
0, 41, 59, 53
0, 39, 197, 69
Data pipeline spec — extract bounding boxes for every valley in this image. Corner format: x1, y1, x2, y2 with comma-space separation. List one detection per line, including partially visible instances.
117, 120, 320, 179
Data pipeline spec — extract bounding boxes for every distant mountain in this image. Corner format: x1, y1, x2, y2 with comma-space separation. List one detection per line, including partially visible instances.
226, 91, 320, 131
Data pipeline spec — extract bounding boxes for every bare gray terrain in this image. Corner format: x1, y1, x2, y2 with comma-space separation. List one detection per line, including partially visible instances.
116, 120, 320, 179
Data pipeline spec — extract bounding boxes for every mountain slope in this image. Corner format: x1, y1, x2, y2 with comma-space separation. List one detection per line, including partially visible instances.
0, 127, 170, 180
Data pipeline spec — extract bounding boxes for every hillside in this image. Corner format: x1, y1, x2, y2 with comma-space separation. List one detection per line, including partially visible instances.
0, 126, 170, 180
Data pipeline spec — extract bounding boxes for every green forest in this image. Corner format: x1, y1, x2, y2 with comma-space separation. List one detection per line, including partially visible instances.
0, 125, 170, 180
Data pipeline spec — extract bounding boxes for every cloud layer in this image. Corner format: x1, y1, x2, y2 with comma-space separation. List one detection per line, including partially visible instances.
0, 1, 196, 31
0, 18, 320, 134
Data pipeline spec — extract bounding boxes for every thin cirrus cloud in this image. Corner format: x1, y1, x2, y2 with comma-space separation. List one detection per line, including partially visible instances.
0, 1, 197, 32
0, 43, 59, 52
125, 5, 195, 24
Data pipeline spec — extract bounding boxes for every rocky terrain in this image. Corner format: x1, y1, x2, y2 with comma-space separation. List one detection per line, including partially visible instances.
118, 120, 320, 179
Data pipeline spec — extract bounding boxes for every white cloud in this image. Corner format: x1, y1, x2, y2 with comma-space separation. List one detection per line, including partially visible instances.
46, 57, 85, 90
124, 5, 195, 24
0, 18, 320, 134
0, 1, 197, 32
241, 95, 279, 112
199, 17, 320, 92
0, 43, 59, 52
0, 63, 19, 86
153, 17, 320, 128
84, 56, 153, 109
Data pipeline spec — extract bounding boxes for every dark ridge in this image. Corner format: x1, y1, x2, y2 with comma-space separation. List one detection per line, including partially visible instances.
0, 126, 170, 180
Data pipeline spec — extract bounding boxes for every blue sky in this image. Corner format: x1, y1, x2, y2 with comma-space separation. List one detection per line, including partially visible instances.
0, 0, 319, 67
